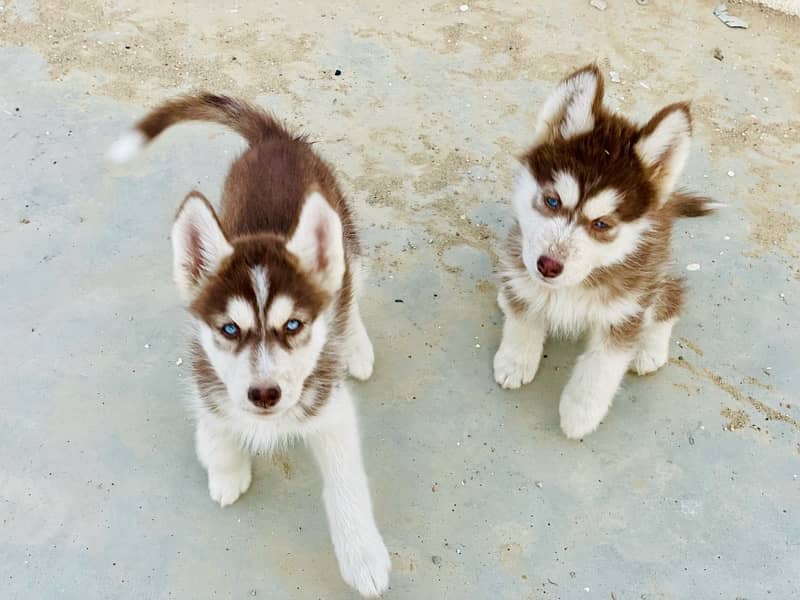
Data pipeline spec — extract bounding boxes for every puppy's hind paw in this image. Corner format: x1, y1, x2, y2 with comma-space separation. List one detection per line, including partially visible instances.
347, 333, 375, 381
630, 349, 667, 375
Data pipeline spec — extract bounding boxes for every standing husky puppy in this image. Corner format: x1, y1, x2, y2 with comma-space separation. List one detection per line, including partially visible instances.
108, 94, 390, 597
494, 65, 718, 439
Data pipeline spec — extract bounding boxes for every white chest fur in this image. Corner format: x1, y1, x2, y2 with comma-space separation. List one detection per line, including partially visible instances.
508, 274, 641, 337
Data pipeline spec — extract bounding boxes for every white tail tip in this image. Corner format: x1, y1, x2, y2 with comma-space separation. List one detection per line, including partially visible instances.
107, 130, 146, 164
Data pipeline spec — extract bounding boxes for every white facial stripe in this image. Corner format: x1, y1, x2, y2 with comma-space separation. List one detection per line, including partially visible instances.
267, 294, 295, 330
226, 296, 256, 331
250, 266, 269, 313
255, 342, 271, 377
553, 171, 580, 209
582, 189, 622, 221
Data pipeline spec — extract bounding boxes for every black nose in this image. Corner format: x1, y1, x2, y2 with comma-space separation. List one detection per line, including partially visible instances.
536, 255, 564, 278
247, 385, 281, 409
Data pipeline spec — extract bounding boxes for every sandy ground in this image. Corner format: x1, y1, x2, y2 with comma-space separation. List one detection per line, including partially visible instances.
1, 1, 799, 598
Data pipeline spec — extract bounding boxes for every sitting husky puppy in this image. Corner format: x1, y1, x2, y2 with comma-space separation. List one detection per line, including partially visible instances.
494, 65, 718, 439
108, 94, 390, 597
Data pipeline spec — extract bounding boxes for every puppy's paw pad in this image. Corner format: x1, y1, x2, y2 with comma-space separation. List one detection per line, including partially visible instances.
338, 534, 391, 597
630, 350, 667, 375
493, 350, 538, 389
208, 465, 252, 507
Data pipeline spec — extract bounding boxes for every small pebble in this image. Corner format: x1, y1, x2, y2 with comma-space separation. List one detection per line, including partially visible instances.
686, 263, 701, 271
459, 4, 469, 11
727, 170, 735, 177
334, 69, 342, 76
609, 70, 621, 83
144, 343, 151, 349
535, 481, 543, 489
175, 358, 183, 366
432, 555, 442, 565
590, 0, 608, 10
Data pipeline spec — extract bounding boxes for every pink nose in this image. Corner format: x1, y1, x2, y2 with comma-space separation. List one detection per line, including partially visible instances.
536, 255, 563, 278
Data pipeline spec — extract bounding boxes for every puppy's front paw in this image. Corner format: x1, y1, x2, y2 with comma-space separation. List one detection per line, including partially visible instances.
559, 387, 608, 440
630, 349, 667, 375
347, 331, 375, 381
208, 464, 252, 507
493, 348, 540, 389
337, 531, 391, 597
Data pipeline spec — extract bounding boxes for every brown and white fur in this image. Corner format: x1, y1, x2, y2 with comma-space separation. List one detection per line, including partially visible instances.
108, 94, 390, 596
495, 65, 719, 439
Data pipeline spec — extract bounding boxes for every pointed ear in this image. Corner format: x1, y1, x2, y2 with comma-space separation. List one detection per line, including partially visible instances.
635, 103, 692, 203
171, 191, 233, 302
532, 64, 604, 146
286, 191, 345, 296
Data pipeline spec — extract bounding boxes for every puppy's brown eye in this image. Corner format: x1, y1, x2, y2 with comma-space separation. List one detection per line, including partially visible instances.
592, 219, 611, 231
544, 196, 561, 210
221, 322, 240, 339
284, 319, 303, 334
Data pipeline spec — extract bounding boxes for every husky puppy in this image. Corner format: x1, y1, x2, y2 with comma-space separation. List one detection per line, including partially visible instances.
108, 94, 390, 596
494, 65, 718, 439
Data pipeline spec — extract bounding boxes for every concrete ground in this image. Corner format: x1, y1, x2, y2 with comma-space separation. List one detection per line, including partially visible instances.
2, 1, 799, 598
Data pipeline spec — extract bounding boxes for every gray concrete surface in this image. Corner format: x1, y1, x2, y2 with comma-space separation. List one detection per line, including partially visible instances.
2, 1, 799, 598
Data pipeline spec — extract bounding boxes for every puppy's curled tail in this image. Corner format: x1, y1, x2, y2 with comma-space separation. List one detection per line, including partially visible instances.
107, 93, 285, 164
668, 191, 726, 218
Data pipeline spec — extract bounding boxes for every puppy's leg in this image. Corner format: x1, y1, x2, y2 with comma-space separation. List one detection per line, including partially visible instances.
196, 417, 252, 507
632, 280, 682, 375
559, 329, 635, 439
631, 317, 676, 375
346, 259, 375, 381
347, 297, 375, 381
308, 388, 390, 597
493, 288, 547, 389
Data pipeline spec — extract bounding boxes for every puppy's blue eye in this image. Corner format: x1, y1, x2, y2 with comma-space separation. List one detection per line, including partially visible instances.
545, 196, 561, 209
285, 319, 302, 333
221, 322, 240, 338
593, 219, 610, 230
